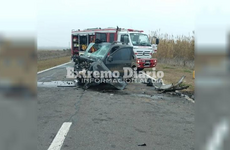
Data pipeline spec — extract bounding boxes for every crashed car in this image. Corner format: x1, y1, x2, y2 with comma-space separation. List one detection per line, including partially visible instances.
73, 41, 138, 89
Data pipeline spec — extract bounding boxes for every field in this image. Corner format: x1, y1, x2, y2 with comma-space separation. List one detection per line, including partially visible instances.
150, 30, 195, 69
37, 50, 71, 72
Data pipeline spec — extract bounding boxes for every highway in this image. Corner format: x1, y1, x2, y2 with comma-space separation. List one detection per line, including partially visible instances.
38, 62, 194, 150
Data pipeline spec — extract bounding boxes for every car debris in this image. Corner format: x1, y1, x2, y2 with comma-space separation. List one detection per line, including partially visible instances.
143, 72, 189, 93
138, 143, 147, 146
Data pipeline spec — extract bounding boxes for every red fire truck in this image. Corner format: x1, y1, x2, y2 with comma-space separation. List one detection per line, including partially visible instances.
71, 27, 159, 70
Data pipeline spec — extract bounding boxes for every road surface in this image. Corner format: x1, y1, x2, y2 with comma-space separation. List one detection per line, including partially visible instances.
38, 62, 194, 150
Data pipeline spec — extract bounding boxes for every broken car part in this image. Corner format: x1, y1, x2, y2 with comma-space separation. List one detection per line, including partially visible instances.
143, 72, 189, 93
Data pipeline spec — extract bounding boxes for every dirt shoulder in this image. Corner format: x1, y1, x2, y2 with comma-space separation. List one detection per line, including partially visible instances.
38, 50, 71, 61
37, 50, 71, 72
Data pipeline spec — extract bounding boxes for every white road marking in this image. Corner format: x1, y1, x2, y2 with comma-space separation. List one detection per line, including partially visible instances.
37, 81, 77, 87
48, 122, 72, 150
184, 95, 195, 103
38, 62, 71, 74
205, 118, 229, 150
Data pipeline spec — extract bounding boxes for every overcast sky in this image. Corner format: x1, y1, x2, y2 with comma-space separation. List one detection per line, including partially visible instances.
37, 0, 196, 48
0, 0, 229, 49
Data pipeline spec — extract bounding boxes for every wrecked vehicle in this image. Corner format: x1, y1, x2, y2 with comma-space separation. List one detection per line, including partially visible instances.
73, 41, 137, 89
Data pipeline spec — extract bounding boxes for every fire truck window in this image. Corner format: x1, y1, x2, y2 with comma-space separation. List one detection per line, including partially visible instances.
89, 35, 94, 42
96, 33, 107, 42
109, 33, 115, 42
112, 48, 131, 60
80, 36, 87, 44
121, 34, 129, 43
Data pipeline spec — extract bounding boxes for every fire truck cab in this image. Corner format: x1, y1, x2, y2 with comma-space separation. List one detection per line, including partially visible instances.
71, 27, 159, 70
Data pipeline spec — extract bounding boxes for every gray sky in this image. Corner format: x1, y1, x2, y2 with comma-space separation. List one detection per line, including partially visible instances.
37, 0, 195, 48
1, 0, 229, 49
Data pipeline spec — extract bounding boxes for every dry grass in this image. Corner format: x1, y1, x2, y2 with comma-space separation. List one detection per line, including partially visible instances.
38, 49, 71, 61
144, 63, 194, 93
150, 30, 195, 69
37, 56, 70, 72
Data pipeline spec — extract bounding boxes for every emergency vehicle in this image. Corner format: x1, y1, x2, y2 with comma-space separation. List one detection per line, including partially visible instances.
71, 27, 159, 70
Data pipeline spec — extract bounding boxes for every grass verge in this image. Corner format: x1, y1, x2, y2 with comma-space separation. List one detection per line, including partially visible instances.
38, 56, 71, 72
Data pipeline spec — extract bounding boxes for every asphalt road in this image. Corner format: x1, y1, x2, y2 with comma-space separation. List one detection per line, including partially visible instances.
38, 62, 194, 150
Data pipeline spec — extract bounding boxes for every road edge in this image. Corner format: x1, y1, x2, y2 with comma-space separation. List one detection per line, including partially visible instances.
37, 61, 71, 74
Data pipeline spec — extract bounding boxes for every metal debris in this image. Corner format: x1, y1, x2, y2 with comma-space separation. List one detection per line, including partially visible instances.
143, 72, 189, 93
138, 143, 147, 146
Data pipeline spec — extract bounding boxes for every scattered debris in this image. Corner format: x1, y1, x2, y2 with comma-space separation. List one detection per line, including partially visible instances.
143, 73, 189, 93
175, 90, 195, 102
138, 143, 147, 146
